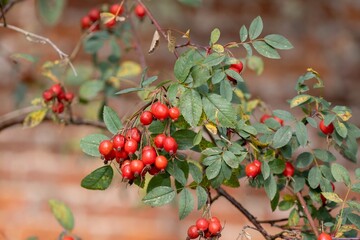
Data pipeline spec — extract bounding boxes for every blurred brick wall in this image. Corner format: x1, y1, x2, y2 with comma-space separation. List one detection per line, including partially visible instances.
0, 0, 359, 240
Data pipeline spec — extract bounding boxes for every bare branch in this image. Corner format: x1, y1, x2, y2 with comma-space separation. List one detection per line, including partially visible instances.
296, 191, 319, 238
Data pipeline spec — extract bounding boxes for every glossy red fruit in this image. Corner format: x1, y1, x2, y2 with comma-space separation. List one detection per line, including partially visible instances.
141, 148, 157, 166
134, 4, 146, 18
148, 165, 160, 175
52, 101, 65, 114
321, 182, 335, 205
154, 133, 166, 148
110, 4, 124, 16
115, 149, 128, 163
253, 159, 262, 175
319, 120, 334, 135
113, 134, 126, 150
245, 162, 260, 178
62, 236, 74, 240
187, 225, 199, 239
318, 232, 332, 240
283, 162, 295, 177
152, 103, 169, 121
208, 220, 222, 235
124, 139, 138, 154
155, 155, 168, 170
121, 164, 134, 180
104, 149, 116, 161
163, 136, 178, 154
126, 127, 141, 142
130, 159, 144, 175
196, 217, 209, 231
99, 140, 114, 156
140, 111, 153, 125
88, 8, 100, 22
42, 89, 54, 102
81, 16, 92, 29
273, 116, 284, 126
168, 107, 180, 121
64, 92, 74, 102
260, 114, 271, 123
209, 217, 221, 224
150, 101, 160, 113
50, 83, 62, 97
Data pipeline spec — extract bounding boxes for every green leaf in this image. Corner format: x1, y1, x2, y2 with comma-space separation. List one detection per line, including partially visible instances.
293, 176, 305, 193
249, 16, 263, 40
272, 126, 292, 148
252, 41, 280, 59
271, 191, 280, 211
193, 130, 203, 146
81, 165, 113, 190
203, 53, 225, 67
48, 199, 74, 231
295, 121, 308, 147
202, 93, 237, 128
220, 80, 233, 102
196, 186, 208, 210
191, 65, 211, 88
115, 87, 143, 95
222, 151, 238, 169
83, 31, 109, 54
279, 200, 294, 211
264, 34, 293, 50
37, 0, 65, 25
210, 28, 221, 44
80, 134, 109, 157
268, 159, 285, 174
308, 167, 321, 189
178, 188, 194, 220
225, 69, 244, 82
179, 89, 202, 127
103, 106, 122, 134
352, 183, 360, 193
243, 43, 253, 57
347, 200, 360, 212
178, 0, 202, 7
290, 94, 312, 108
295, 152, 314, 168
321, 192, 343, 203
174, 49, 201, 82
239, 25, 248, 42
314, 149, 336, 162
331, 163, 351, 186
10, 53, 38, 63
261, 161, 271, 180
306, 117, 318, 128
247, 55, 264, 75
202, 147, 222, 156
166, 160, 187, 186
206, 158, 221, 180
142, 186, 175, 207
288, 208, 300, 227
146, 173, 171, 193
348, 213, 360, 229
273, 110, 295, 121
211, 70, 226, 84
141, 76, 158, 87
264, 175, 277, 200
189, 162, 202, 183
79, 81, 104, 101
172, 129, 197, 150
334, 120, 348, 138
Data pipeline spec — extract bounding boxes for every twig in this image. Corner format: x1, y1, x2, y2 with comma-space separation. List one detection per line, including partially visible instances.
0, 3, 7, 27
296, 191, 319, 238
258, 218, 289, 225
216, 187, 272, 240
0, 0, 25, 19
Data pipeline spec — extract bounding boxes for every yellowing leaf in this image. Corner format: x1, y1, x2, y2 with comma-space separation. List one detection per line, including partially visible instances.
100, 12, 125, 24
117, 61, 141, 78
246, 99, 260, 113
149, 30, 160, 54
335, 225, 358, 238
167, 30, 176, 53
42, 70, 59, 83
212, 44, 224, 53
107, 76, 121, 88
307, 68, 320, 78
290, 94, 312, 108
182, 29, 190, 39
337, 111, 352, 121
31, 98, 43, 106
321, 192, 343, 203
205, 122, 217, 135
23, 108, 48, 128
234, 89, 245, 101
250, 136, 269, 148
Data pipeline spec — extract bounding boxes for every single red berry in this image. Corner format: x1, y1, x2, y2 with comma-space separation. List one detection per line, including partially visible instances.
283, 162, 295, 177
196, 217, 209, 231
273, 116, 284, 126
142, 146, 155, 152
104, 149, 116, 161
134, 4, 146, 18
64, 92, 74, 102
148, 165, 160, 175
130, 159, 144, 175
163, 136, 178, 154
99, 140, 114, 156
50, 83, 62, 97
121, 159, 131, 169
140, 111, 153, 125
150, 101, 160, 113
245, 162, 260, 178
121, 164, 134, 180
42, 89, 54, 102
124, 139, 138, 154
57, 91, 66, 101
113, 134, 126, 150
253, 159, 262, 175
154, 133, 166, 148
155, 155, 168, 170
81, 16, 92, 29
152, 103, 169, 121
141, 148, 157, 166
187, 225, 199, 239
126, 127, 141, 142
110, 4, 124, 16
88, 8, 101, 22
260, 114, 271, 123
115, 149, 128, 163
318, 232, 332, 240
209, 217, 221, 224
208, 220, 222, 235
319, 120, 334, 135
52, 101, 65, 114
62, 236, 74, 240
168, 107, 180, 121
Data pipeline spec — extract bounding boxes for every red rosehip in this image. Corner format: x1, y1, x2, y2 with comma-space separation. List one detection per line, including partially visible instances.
62, 236, 74, 240
208, 220, 222, 235
104, 149, 116, 161
155, 155, 168, 170
319, 120, 334, 135
99, 140, 114, 156
88, 8, 100, 22
253, 159, 262, 175
187, 225, 199, 239
209, 217, 221, 224
196, 217, 209, 231
168, 107, 180, 121
152, 103, 169, 121
163, 136, 178, 154
42, 89, 54, 102
115, 149, 128, 163
134, 4, 146, 18
260, 114, 271, 123
50, 83, 62, 97
283, 162, 295, 177
227, 62, 243, 82
154, 133, 166, 148
245, 162, 260, 178
113, 134, 126, 150
130, 159, 144, 175
64, 92, 74, 102
105, 18, 116, 28
110, 4, 124, 16
140, 111, 153, 125
148, 165, 160, 175
81, 16, 92, 29
121, 164, 134, 180
126, 127, 141, 142
141, 147, 157, 166
318, 232, 332, 240
52, 101, 65, 114
124, 139, 138, 154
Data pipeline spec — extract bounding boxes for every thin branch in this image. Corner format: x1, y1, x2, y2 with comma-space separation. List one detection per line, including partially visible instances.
216, 187, 272, 240
0, 0, 25, 19
258, 218, 289, 225
296, 191, 319, 238
0, 3, 7, 27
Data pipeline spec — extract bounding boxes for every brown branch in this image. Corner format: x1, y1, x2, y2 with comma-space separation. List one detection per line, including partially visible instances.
296, 191, 319, 238
216, 187, 272, 240
258, 218, 289, 225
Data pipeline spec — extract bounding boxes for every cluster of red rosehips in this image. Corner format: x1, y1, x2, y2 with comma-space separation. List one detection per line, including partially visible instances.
81, 3, 146, 31
98, 101, 179, 182
226, 62, 243, 84
42, 83, 74, 114
245, 159, 294, 178
187, 217, 223, 240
